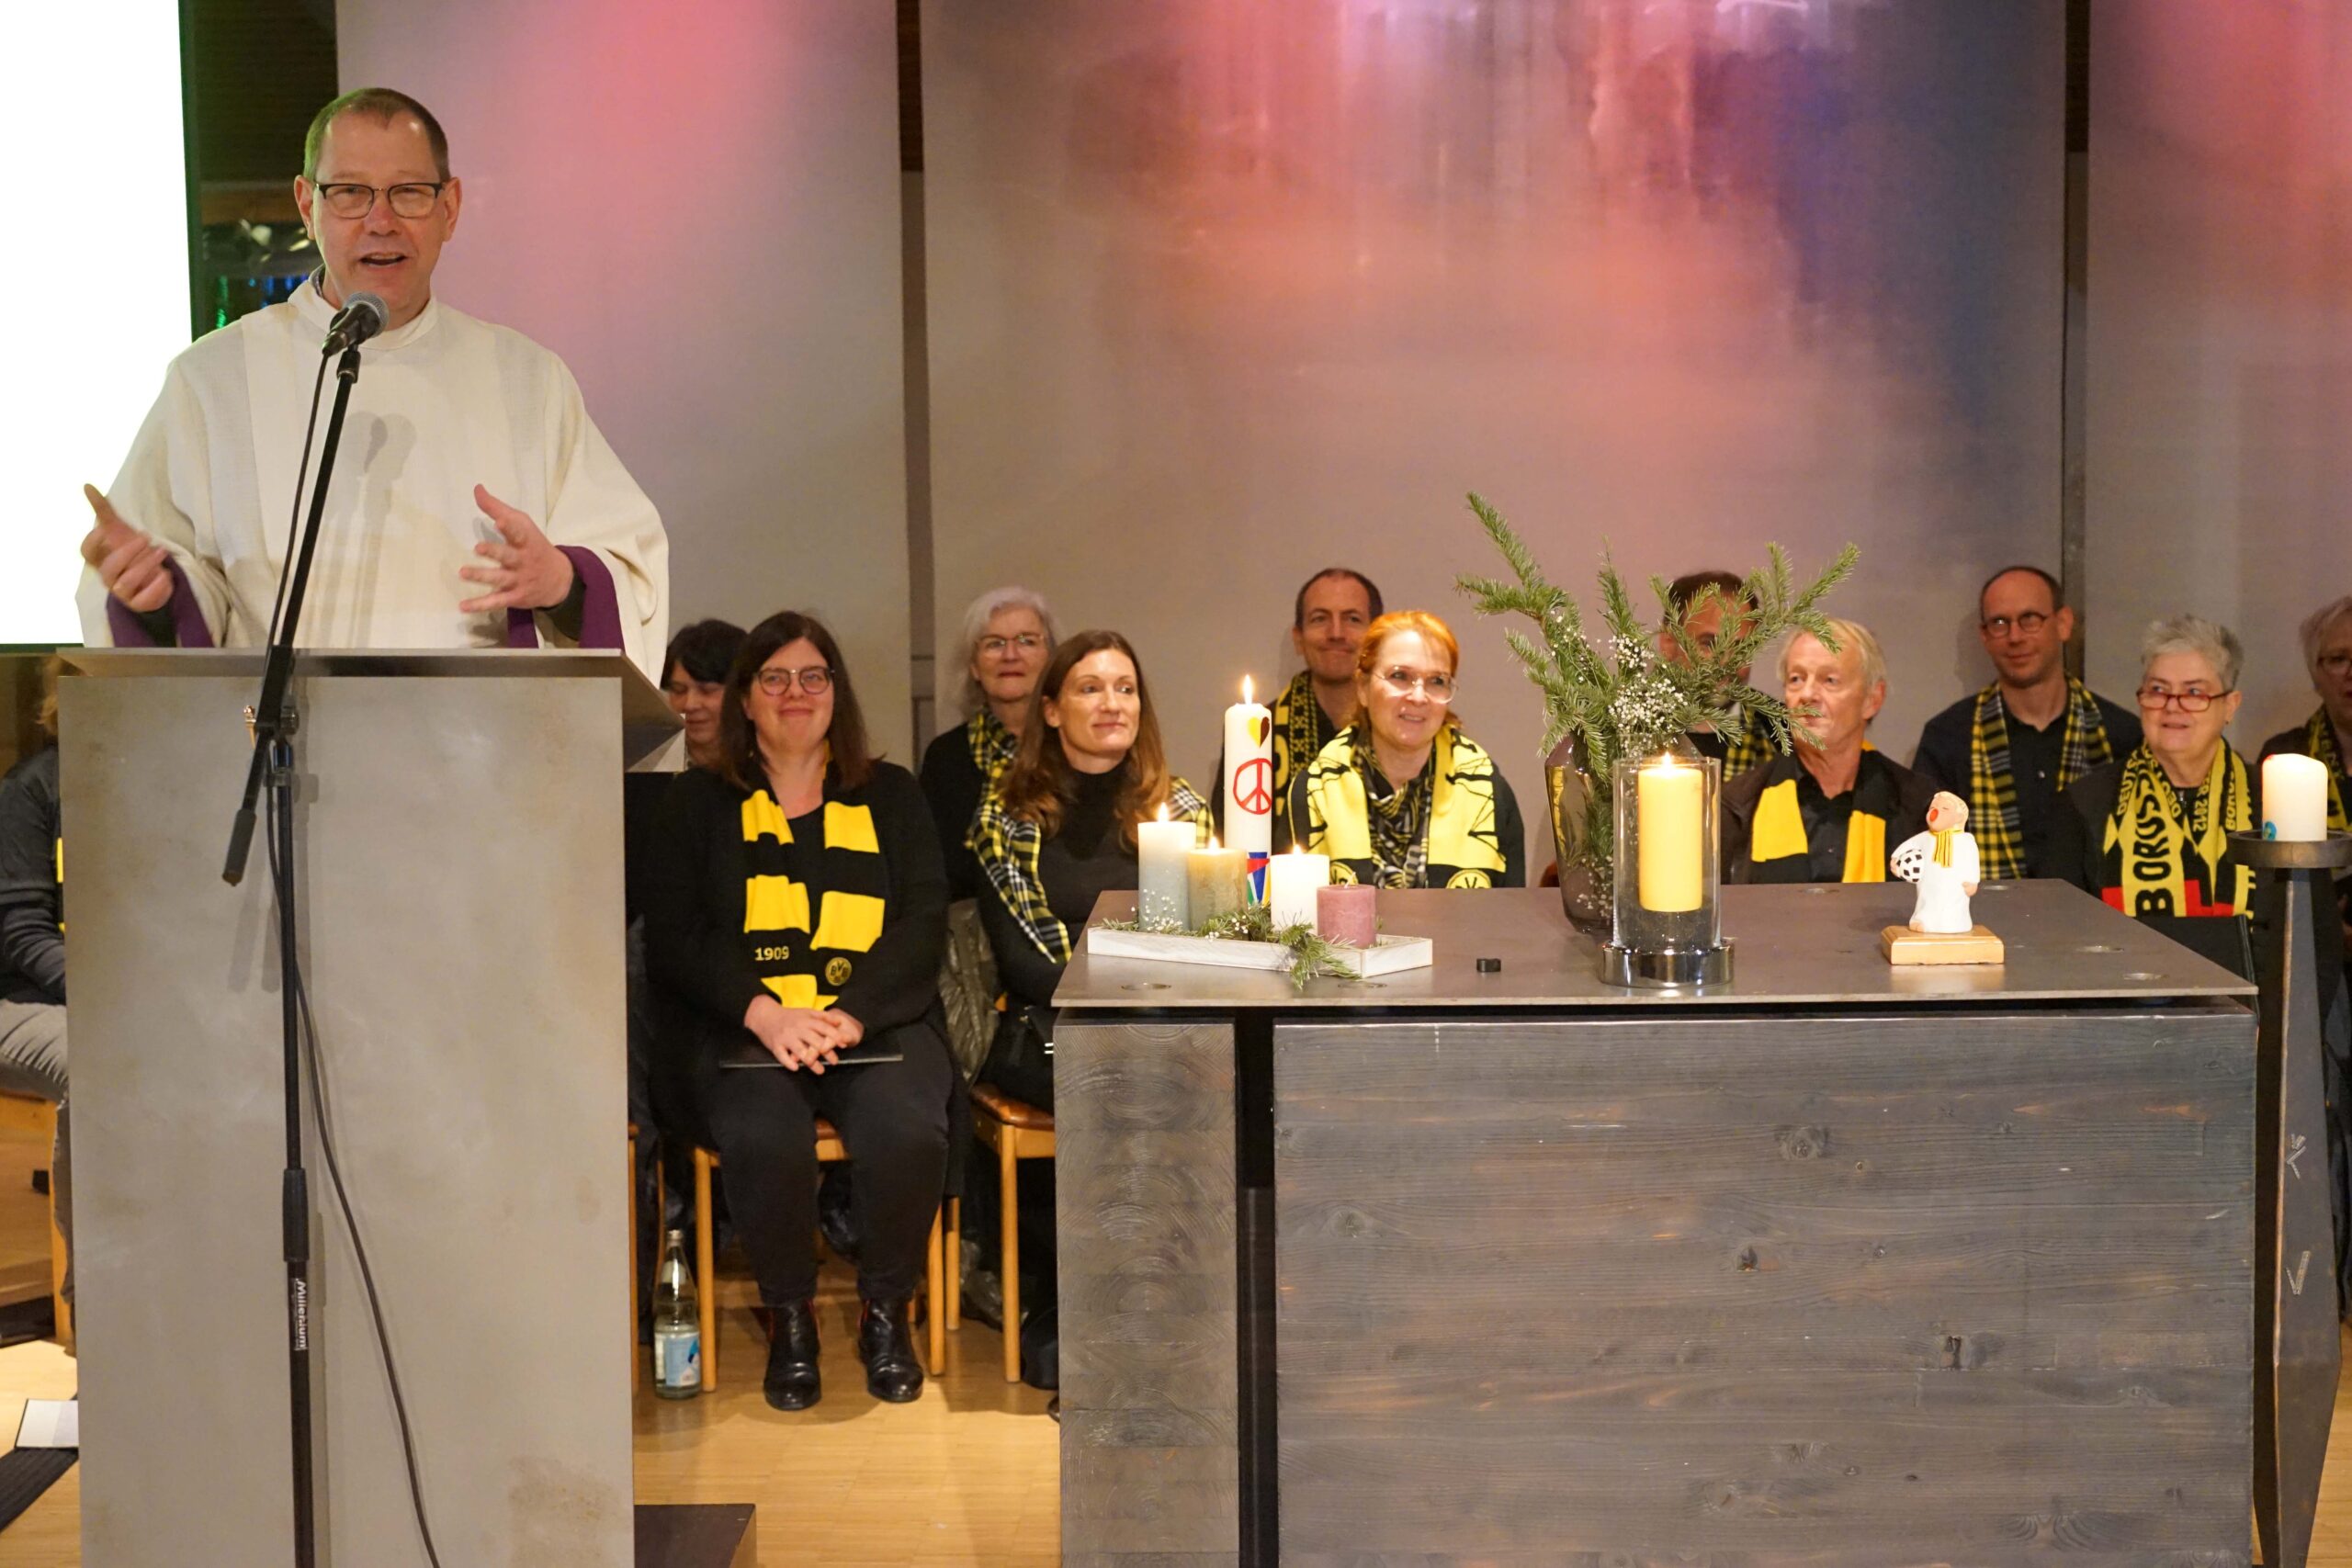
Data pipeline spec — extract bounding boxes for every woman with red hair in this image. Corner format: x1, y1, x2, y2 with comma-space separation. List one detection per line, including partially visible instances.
1288, 610, 1525, 889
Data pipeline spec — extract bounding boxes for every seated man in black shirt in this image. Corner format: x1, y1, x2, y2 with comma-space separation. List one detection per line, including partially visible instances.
1911, 566, 2139, 881
1725, 620, 1935, 883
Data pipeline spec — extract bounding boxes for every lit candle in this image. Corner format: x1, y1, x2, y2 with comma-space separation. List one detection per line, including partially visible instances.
1265, 849, 1331, 931
2263, 752, 2331, 841
1317, 884, 1377, 947
1186, 838, 1250, 925
1223, 675, 1274, 899
1137, 805, 1195, 929
1635, 752, 1704, 912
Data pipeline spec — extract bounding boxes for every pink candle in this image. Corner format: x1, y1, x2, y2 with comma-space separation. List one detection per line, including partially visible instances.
1317, 885, 1377, 947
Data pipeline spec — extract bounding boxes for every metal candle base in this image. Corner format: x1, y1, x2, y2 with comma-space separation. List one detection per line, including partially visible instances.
1599, 940, 1734, 989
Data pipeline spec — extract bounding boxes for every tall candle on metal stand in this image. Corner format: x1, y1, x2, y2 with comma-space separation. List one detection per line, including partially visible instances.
1223, 675, 1274, 900
1136, 805, 1194, 928
2262, 753, 2330, 841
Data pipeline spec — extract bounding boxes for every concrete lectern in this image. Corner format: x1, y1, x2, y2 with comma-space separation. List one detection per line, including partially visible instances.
61, 649, 673, 1568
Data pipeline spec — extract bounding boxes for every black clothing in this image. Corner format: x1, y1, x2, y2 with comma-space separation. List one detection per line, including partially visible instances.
0, 748, 63, 1006
645, 762, 948, 1043
921, 722, 993, 903
622, 771, 674, 926
699, 1023, 952, 1304
1911, 691, 2141, 878
1722, 750, 1935, 885
645, 761, 952, 1309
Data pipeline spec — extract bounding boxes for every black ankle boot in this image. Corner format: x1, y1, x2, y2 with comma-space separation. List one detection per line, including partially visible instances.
857, 1299, 924, 1404
763, 1300, 821, 1411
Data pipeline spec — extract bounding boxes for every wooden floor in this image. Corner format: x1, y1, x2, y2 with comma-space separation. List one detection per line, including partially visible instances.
0, 1102, 1058, 1566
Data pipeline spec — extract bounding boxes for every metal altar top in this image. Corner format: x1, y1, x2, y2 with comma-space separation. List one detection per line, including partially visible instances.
1053, 882, 2256, 1010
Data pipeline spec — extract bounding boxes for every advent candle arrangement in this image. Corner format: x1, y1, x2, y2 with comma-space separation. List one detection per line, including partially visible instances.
1187, 839, 1250, 925
1265, 849, 1331, 931
1137, 806, 1196, 928
1223, 676, 1274, 900
2263, 753, 2331, 841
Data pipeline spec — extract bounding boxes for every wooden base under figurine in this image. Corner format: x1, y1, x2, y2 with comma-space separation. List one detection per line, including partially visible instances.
1883, 789, 2004, 966
1880, 924, 2007, 966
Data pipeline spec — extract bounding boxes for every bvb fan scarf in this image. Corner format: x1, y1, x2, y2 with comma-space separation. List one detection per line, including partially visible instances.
2101, 743, 2254, 919
1746, 753, 1905, 884
1968, 679, 2116, 881
2305, 710, 2350, 837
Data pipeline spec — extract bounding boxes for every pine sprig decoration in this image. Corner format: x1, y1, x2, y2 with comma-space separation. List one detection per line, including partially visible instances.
1092, 908, 1363, 990
1454, 492, 1860, 881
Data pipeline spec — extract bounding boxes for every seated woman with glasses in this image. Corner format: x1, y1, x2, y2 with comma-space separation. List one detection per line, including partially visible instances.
2049, 615, 2261, 953
1289, 610, 1526, 888
922, 587, 1058, 902
644, 611, 954, 1412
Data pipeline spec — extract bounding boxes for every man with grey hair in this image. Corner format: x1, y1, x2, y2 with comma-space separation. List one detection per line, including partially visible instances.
922, 586, 1058, 901
75, 87, 669, 675
1911, 566, 2141, 881
2259, 593, 2352, 960
1724, 619, 1935, 883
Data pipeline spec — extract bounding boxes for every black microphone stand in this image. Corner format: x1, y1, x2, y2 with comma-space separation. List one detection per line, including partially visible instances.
222, 339, 365, 1568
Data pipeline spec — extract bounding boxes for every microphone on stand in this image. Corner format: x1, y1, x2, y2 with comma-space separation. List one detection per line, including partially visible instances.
321, 292, 388, 356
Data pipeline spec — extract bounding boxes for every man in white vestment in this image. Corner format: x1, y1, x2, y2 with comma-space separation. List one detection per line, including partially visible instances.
76, 87, 668, 676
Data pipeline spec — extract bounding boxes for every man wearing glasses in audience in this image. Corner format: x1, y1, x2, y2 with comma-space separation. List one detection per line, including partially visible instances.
1910, 567, 2139, 881
75, 88, 669, 675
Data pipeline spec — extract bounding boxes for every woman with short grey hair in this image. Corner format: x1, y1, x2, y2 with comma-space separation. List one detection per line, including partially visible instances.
922, 587, 1060, 899
2050, 614, 2260, 954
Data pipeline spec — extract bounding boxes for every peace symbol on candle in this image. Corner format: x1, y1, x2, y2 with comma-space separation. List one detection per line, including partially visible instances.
1233, 757, 1274, 815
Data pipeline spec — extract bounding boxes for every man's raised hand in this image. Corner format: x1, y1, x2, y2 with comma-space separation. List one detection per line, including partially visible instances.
458, 484, 575, 614
79, 484, 175, 613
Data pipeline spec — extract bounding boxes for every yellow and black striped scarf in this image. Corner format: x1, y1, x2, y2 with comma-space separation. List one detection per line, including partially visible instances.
1746, 753, 1902, 883
2100, 743, 2254, 919
2303, 710, 2350, 837
1296, 726, 1509, 889
741, 785, 892, 1008
964, 710, 1016, 784
1272, 671, 1341, 843
971, 777, 1213, 961
1968, 679, 2115, 881
1718, 709, 1770, 778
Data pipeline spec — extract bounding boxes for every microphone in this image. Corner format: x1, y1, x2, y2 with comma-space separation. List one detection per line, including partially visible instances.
321, 292, 388, 355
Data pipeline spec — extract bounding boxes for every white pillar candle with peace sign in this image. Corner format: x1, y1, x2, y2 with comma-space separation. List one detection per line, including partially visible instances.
1223, 675, 1275, 897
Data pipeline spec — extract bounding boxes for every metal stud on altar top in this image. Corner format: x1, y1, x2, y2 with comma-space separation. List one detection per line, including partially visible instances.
1223, 675, 1274, 900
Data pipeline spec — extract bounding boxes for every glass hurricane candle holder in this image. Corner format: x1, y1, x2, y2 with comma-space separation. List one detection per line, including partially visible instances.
1601, 745, 1733, 988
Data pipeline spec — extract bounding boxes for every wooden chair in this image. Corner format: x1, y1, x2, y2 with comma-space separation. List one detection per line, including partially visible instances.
0, 1091, 68, 1349
969, 1084, 1055, 1382
691, 1122, 956, 1389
